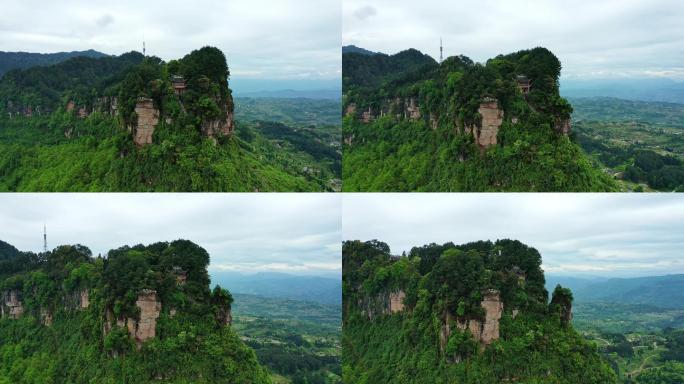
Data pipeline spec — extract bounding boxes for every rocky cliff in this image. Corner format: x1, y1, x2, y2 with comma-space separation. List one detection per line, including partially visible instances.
465, 99, 504, 148
439, 289, 504, 355
132, 98, 159, 146
359, 289, 406, 320
1, 290, 24, 319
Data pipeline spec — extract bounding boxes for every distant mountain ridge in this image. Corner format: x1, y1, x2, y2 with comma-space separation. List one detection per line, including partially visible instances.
342, 47, 437, 89
210, 271, 341, 305
546, 274, 684, 309
342, 45, 379, 56
561, 78, 684, 104
0, 49, 108, 77
235, 88, 341, 99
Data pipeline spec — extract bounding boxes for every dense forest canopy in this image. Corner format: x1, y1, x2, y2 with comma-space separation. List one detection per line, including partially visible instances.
342, 239, 617, 383
0, 239, 270, 383
342, 47, 617, 191
0, 47, 339, 191
0, 50, 108, 78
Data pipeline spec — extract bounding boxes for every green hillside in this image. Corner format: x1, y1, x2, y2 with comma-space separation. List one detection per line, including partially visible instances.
0, 239, 270, 383
342, 239, 617, 383
0, 47, 338, 191
342, 47, 618, 191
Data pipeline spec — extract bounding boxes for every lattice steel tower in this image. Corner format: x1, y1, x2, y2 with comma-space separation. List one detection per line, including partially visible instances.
43, 224, 47, 253
440, 37, 443, 63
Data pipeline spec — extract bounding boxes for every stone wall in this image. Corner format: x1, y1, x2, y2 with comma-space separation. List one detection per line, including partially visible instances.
133, 98, 159, 146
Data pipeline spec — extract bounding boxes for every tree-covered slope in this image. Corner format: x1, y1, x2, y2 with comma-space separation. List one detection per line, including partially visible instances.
0, 47, 334, 191
0, 50, 108, 78
342, 47, 618, 191
0, 240, 271, 383
342, 239, 617, 383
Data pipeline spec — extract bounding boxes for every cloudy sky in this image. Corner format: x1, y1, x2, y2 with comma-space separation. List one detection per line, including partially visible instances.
343, 0, 684, 80
0, 0, 340, 86
0, 194, 341, 277
343, 194, 684, 278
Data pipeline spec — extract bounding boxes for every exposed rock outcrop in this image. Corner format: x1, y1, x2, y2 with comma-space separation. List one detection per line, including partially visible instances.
216, 305, 233, 326
40, 308, 53, 326
133, 289, 161, 343
66, 289, 90, 310
439, 289, 504, 355
103, 289, 161, 347
555, 117, 571, 135
465, 98, 503, 148
1, 290, 24, 319
132, 98, 159, 146
389, 291, 406, 313
359, 289, 406, 319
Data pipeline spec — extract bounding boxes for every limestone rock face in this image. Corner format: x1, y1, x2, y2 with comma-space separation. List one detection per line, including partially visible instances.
360, 289, 407, 319
472, 99, 503, 148
389, 291, 406, 313
133, 289, 162, 343
555, 118, 571, 135
41, 308, 53, 326
479, 290, 503, 345
405, 97, 421, 120
201, 111, 234, 138
80, 289, 90, 309
133, 98, 159, 146
2, 290, 24, 319
440, 290, 504, 356
216, 306, 233, 326
201, 96, 235, 138
345, 103, 357, 116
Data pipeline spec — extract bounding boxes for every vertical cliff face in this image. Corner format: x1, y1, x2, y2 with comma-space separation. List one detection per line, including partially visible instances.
465, 99, 503, 148
1, 290, 24, 319
200, 96, 235, 139
103, 289, 162, 348
133, 289, 162, 343
132, 98, 159, 146
439, 289, 504, 354
555, 118, 571, 135
360, 289, 407, 319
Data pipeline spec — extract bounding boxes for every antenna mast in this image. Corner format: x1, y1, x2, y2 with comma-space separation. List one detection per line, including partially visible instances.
143, 36, 146, 56
43, 224, 47, 253
439, 37, 443, 63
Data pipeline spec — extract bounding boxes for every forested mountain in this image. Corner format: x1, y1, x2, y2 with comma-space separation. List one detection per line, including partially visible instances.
341, 45, 378, 56
0, 50, 107, 78
0, 239, 271, 383
342, 239, 617, 383
342, 46, 617, 191
0, 47, 337, 191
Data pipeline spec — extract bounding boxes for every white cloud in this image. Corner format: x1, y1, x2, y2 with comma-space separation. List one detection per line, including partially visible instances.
0, 193, 341, 276
343, 0, 684, 80
0, 0, 340, 81
342, 194, 684, 277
